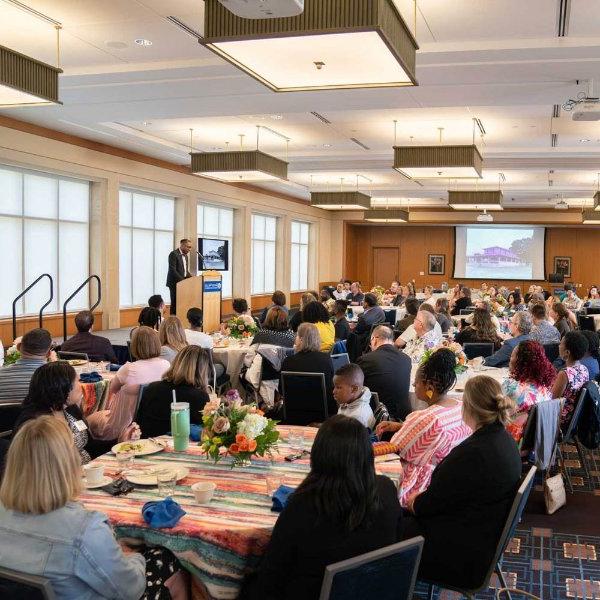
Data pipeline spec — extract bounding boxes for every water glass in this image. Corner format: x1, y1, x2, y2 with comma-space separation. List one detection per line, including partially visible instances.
115, 450, 135, 476
288, 431, 304, 453
156, 469, 177, 497
266, 475, 283, 496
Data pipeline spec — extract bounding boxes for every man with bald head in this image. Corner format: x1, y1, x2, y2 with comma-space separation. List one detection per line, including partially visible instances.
357, 325, 412, 420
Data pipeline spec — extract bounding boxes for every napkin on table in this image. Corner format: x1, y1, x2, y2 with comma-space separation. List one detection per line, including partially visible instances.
271, 485, 295, 513
142, 497, 186, 528
79, 372, 102, 383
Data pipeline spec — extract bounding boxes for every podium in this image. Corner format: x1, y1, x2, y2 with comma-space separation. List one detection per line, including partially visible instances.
176, 272, 222, 333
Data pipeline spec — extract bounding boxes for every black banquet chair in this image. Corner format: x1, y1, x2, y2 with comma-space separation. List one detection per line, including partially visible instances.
462, 342, 495, 360
0, 566, 56, 599
280, 372, 328, 426
543, 343, 560, 364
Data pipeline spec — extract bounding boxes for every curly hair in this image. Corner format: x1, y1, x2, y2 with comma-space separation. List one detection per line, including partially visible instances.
23, 361, 77, 412
510, 340, 556, 388
302, 300, 330, 324
416, 348, 457, 395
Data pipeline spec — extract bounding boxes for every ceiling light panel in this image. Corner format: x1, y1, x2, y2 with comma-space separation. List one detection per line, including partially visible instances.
394, 145, 483, 179
364, 208, 409, 222
191, 150, 288, 182
582, 210, 600, 224
448, 190, 503, 210
310, 191, 371, 210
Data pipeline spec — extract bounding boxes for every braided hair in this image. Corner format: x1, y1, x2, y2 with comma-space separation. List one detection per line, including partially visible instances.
416, 348, 457, 395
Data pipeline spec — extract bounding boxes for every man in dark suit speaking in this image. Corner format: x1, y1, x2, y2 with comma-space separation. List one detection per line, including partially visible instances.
166, 239, 193, 315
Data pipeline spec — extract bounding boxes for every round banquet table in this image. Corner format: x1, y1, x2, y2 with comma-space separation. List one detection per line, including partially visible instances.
78, 425, 402, 600
211, 339, 253, 391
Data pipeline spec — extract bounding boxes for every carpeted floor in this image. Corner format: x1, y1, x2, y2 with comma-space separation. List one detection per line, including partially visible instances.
414, 444, 600, 599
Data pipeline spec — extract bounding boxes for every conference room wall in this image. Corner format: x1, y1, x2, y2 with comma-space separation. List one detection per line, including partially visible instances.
344, 224, 600, 293
0, 119, 338, 347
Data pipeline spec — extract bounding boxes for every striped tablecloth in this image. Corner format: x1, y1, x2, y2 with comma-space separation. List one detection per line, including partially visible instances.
79, 425, 402, 600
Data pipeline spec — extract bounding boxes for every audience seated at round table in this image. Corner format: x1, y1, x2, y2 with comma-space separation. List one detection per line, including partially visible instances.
301, 301, 335, 353
252, 306, 295, 348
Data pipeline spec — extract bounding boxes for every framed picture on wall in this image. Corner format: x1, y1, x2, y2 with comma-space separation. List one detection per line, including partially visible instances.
428, 254, 445, 275
554, 256, 571, 278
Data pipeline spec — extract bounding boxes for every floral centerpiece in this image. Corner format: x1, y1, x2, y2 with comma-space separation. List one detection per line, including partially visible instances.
201, 389, 279, 467
3, 345, 20, 366
224, 314, 258, 340
420, 340, 468, 374
370, 285, 386, 304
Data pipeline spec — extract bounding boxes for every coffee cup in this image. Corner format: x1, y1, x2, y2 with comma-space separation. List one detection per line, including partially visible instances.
83, 464, 104, 485
191, 482, 216, 504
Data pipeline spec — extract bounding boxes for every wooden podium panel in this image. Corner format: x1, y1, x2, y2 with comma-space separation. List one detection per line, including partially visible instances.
176, 273, 222, 333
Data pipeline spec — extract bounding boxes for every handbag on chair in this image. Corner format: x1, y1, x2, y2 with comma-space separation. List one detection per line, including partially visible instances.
544, 472, 566, 515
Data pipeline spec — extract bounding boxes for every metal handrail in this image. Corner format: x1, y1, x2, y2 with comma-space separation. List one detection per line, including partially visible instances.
62, 275, 101, 341
12, 274, 54, 340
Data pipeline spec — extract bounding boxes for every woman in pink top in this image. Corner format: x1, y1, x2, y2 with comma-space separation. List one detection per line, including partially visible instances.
376, 349, 471, 508
88, 327, 170, 440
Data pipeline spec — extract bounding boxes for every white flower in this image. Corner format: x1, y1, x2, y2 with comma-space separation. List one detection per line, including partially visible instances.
241, 315, 255, 326
7, 345, 18, 356
236, 413, 268, 440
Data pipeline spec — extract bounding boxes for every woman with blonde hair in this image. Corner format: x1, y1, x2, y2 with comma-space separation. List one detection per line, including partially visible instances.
159, 315, 188, 363
289, 292, 317, 332
137, 345, 210, 437
0, 416, 147, 599
402, 375, 521, 591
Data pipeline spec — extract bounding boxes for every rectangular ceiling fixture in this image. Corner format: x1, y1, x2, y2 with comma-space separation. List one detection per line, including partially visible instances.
363, 208, 409, 222
582, 210, 600, 224
394, 145, 483, 180
0, 45, 61, 106
310, 191, 371, 210
191, 150, 288, 182
203, 0, 418, 92
448, 190, 503, 211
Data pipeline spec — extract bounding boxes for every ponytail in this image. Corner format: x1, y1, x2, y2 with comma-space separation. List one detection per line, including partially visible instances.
463, 375, 515, 428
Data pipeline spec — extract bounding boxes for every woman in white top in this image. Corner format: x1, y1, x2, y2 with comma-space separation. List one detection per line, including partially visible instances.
185, 307, 214, 349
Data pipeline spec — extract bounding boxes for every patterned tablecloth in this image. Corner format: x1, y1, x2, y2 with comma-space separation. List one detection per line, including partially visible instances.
79, 425, 402, 599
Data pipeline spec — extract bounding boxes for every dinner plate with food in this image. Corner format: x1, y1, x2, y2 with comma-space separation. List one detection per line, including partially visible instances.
111, 439, 165, 456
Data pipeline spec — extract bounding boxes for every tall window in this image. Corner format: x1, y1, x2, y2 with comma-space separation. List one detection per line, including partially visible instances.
119, 190, 174, 307
290, 221, 310, 291
197, 204, 234, 298
251, 214, 276, 294
0, 166, 89, 317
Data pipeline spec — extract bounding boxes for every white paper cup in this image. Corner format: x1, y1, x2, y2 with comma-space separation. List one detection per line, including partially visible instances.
83, 464, 104, 485
191, 482, 216, 504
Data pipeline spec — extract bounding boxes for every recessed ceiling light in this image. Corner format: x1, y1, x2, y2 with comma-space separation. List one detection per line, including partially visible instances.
142, 121, 151, 126
580, 138, 591, 142
270, 114, 283, 120
323, 143, 332, 148
134, 38, 153, 46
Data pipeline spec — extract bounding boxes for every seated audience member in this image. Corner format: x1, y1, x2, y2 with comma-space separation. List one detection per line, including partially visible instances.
158, 315, 188, 363
580, 330, 600, 380
396, 309, 442, 359
357, 325, 412, 421
333, 363, 374, 428
148, 294, 165, 315
60, 311, 117, 363
455, 307, 502, 349
137, 345, 209, 437
14, 362, 132, 462
333, 300, 350, 341
421, 285, 435, 307
529, 303, 560, 345
354, 293, 385, 335
434, 298, 452, 333
483, 311, 532, 368
319, 288, 335, 314
0, 417, 147, 599
463, 299, 502, 334
233, 298, 260, 326
404, 375, 521, 590
550, 302, 574, 339
562, 285, 583, 311
584, 285, 600, 308
506, 291, 525, 314
0, 328, 52, 405
302, 301, 335, 352
185, 307, 213, 349
450, 286, 472, 316
281, 323, 335, 416
502, 340, 555, 442
137, 306, 161, 331
289, 292, 317, 332
395, 296, 419, 334
247, 415, 401, 600
376, 349, 471, 508
553, 331, 590, 428
252, 306, 295, 348
332, 282, 347, 300
88, 327, 169, 440
259, 290, 289, 324
346, 281, 365, 305
394, 283, 409, 307
397, 304, 443, 346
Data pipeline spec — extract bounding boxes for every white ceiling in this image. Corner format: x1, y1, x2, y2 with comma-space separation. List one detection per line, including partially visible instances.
2, 0, 600, 210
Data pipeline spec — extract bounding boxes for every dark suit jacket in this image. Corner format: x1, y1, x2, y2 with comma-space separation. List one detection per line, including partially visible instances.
166, 249, 190, 287
354, 306, 386, 335
483, 334, 531, 367
357, 344, 412, 420
450, 296, 472, 316
59, 331, 117, 363
411, 422, 522, 589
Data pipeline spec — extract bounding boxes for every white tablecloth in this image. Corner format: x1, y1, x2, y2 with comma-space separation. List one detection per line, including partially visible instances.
212, 341, 252, 390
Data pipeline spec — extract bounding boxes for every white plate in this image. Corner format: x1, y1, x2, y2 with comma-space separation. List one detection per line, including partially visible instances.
111, 439, 165, 456
83, 476, 112, 489
125, 466, 189, 486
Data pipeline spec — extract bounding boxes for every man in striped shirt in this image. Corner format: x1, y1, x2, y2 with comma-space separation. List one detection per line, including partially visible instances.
0, 329, 52, 405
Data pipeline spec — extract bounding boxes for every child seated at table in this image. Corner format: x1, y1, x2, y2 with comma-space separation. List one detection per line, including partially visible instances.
333, 363, 375, 429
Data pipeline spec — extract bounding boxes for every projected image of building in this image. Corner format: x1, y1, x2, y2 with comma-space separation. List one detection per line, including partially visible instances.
467, 246, 523, 267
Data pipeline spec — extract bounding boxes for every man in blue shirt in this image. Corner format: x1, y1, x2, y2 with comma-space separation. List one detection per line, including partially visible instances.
484, 312, 532, 368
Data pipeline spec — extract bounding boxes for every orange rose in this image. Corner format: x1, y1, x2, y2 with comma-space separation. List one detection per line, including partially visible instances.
236, 434, 248, 445
229, 443, 239, 454
248, 439, 257, 452
238, 440, 249, 452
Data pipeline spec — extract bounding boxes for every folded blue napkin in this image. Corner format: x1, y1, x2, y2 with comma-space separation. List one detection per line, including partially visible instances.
190, 424, 202, 442
142, 497, 186, 528
109, 363, 121, 372
79, 372, 102, 383
271, 485, 295, 513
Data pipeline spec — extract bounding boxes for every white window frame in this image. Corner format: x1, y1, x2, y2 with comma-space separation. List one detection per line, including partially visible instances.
251, 213, 277, 295
290, 220, 310, 292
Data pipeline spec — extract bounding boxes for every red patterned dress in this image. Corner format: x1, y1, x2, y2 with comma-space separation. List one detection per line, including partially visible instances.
391, 402, 471, 508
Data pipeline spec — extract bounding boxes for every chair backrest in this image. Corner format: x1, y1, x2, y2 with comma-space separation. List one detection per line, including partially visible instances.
563, 386, 588, 442
281, 372, 328, 425
57, 351, 89, 362
383, 309, 396, 326
331, 353, 350, 373
0, 402, 22, 439
578, 314, 596, 332
134, 384, 148, 422
0, 567, 56, 599
585, 306, 600, 315
462, 342, 495, 360
206, 347, 218, 389
520, 404, 537, 450
460, 307, 475, 315
543, 343, 560, 363
319, 537, 424, 600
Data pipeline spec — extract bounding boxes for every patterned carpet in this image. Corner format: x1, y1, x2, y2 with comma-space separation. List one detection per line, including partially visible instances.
414, 444, 600, 599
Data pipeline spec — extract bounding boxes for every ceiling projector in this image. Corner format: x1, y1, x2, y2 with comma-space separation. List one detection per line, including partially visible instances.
216, 0, 304, 18
572, 100, 600, 121
476, 211, 494, 223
